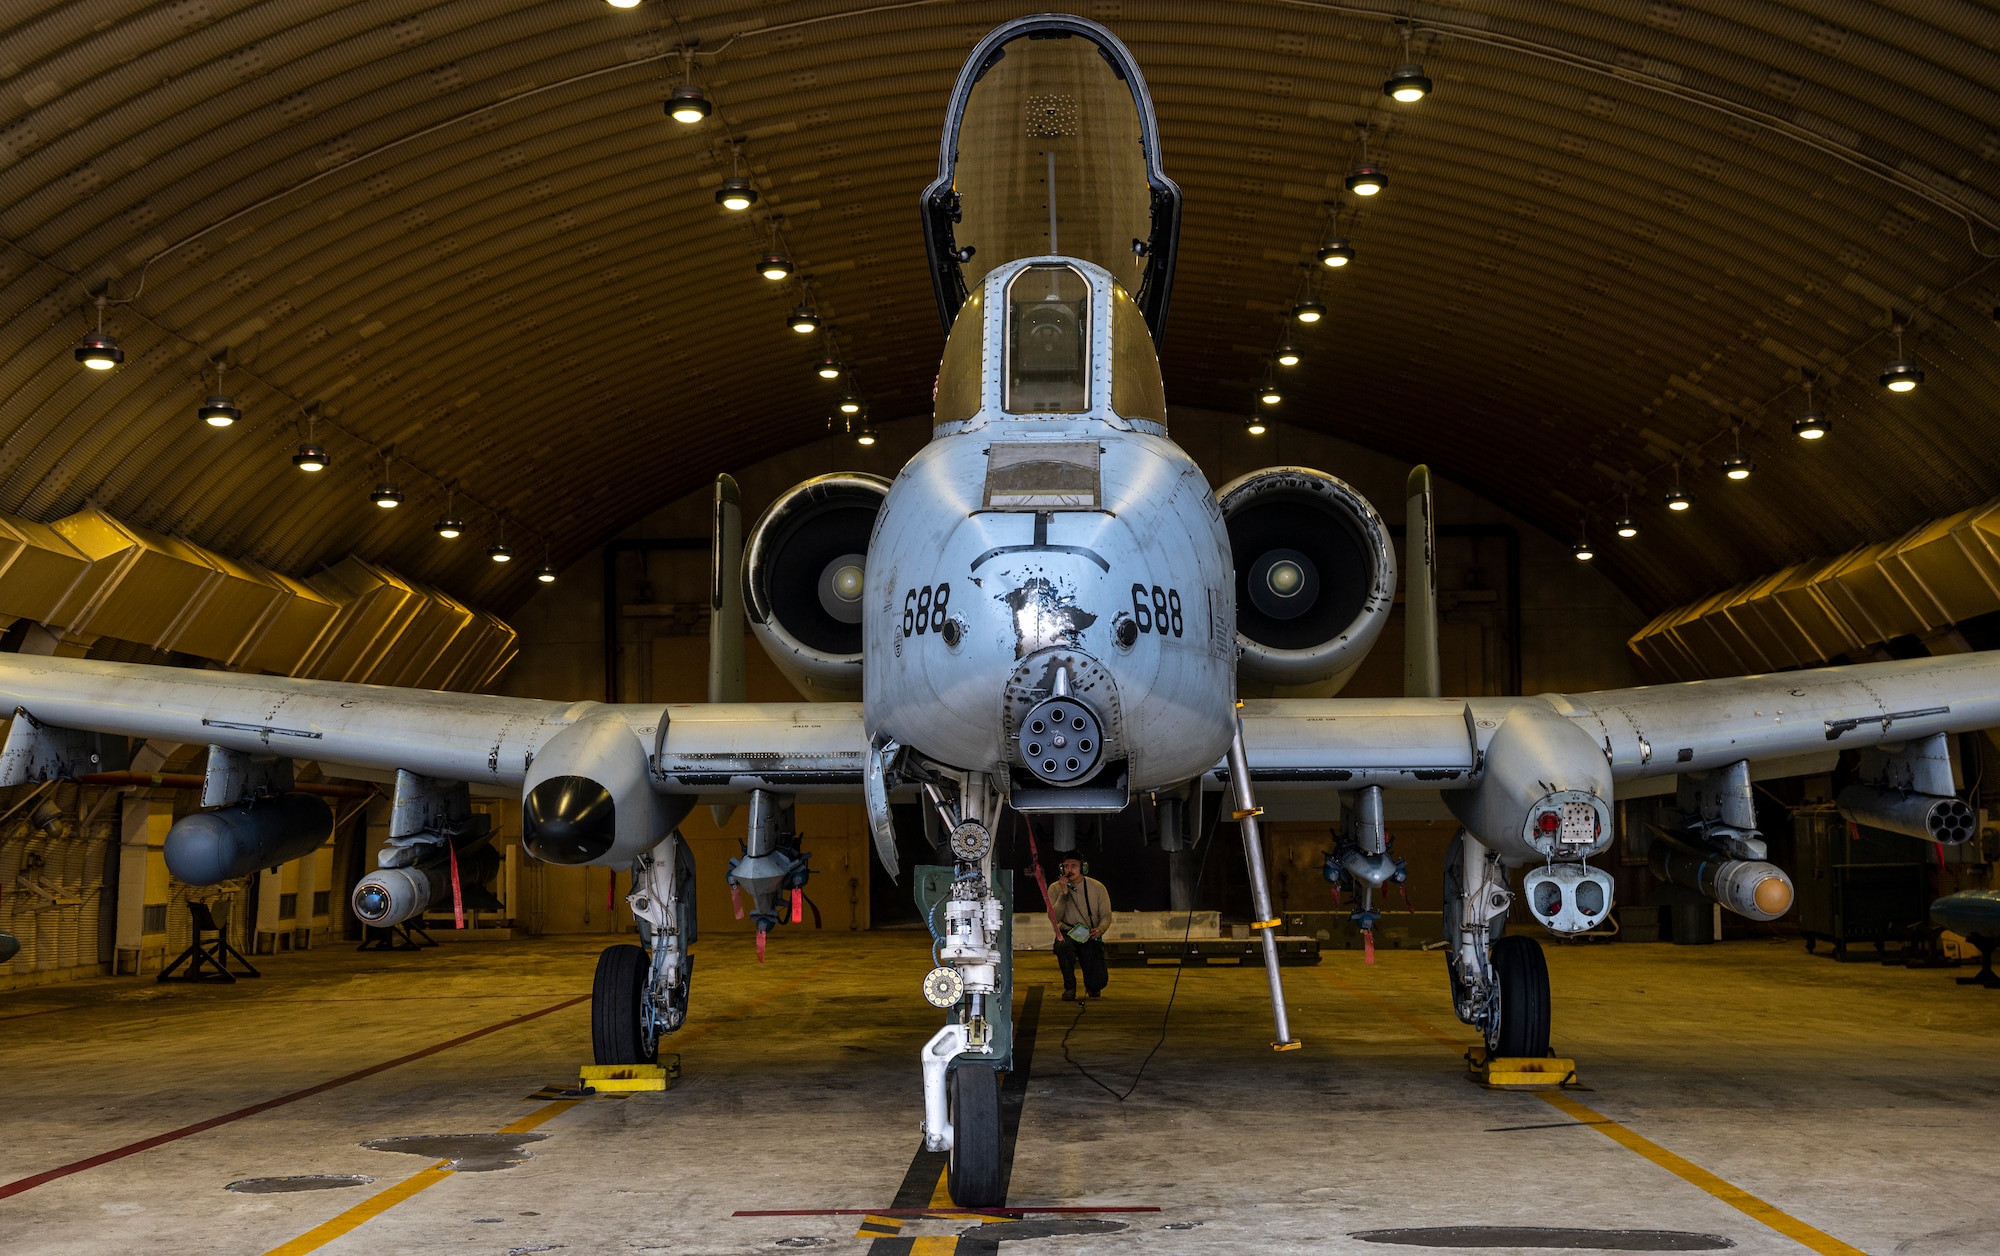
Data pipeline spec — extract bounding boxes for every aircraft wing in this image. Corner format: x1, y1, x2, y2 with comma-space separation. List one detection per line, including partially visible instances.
0, 654, 863, 795
1239, 652, 2000, 788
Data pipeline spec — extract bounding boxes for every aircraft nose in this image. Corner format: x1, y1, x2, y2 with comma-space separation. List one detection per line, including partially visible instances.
523, 775, 617, 864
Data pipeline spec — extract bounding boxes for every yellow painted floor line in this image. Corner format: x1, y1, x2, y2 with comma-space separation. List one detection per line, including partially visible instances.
1538, 1091, 1867, 1256
1316, 966, 1869, 1256
261, 961, 839, 1255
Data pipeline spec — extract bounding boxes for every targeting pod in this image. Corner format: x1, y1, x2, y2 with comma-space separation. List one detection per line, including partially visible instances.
163, 793, 333, 885
1648, 839, 1794, 922
1836, 785, 1978, 846
351, 844, 501, 928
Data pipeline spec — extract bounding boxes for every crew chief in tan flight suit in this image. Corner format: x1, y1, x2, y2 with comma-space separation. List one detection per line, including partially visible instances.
1047, 855, 1112, 1001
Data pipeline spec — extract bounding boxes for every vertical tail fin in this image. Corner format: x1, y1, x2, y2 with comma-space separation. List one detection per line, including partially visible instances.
708, 475, 746, 704
1404, 465, 1441, 699
709, 475, 745, 831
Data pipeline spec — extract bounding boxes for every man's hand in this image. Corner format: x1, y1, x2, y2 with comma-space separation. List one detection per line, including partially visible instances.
1088, 926, 1104, 940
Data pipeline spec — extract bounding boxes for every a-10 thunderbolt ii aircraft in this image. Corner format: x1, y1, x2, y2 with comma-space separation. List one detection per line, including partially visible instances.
1, 13, 1997, 1207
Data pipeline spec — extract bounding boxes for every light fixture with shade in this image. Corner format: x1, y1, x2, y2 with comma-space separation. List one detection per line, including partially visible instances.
1614, 496, 1639, 538
606, 0, 640, 8
757, 251, 793, 281
370, 452, 403, 507
1793, 378, 1829, 439
838, 392, 862, 415
667, 86, 711, 123
1573, 535, 1595, 561
1246, 414, 1268, 436
1878, 322, 1923, 392
198, 357, 238, 427
816, 357, 843, 379
1384, 63, 1433, 103
715, 177, 756, 211
1382, 21, 1432, 102
789, 304, 820, 334
537, 543, 556, 583
74, 295, 123, 369
1275, 342, 1301, 367
1318, 239, 1355, 267
434, 515, 464, 539
1292, 297, 1325, 323
1259, 366, 1282, 406
855, 424, 878, 447
1663, 463, 1691, 511
1721, 427, 1753, 481
1345, 165, 1385, 196
488, 534, 513, 563
292, 444, 328, 472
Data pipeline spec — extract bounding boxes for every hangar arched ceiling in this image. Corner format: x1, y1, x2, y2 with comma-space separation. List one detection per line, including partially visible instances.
4, 0, 1999, 620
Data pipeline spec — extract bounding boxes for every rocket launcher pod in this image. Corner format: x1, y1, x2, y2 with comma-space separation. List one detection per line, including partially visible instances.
1836, 784, 1978, 846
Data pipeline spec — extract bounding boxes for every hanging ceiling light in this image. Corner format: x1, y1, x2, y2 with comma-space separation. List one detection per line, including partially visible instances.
1878, 323, 1923, 392
1793, 379, 1829, 440
1275, 342, 1301, 367
74, 296, 122, 369
371, 484, 404, 508
757, 251, 793, 281
1572, 538, 1595, 561
1615, 516, 1639, 539
1721, 427, 1754, 480
434, 515, 464, 539
1318, 239, 1355, 268
197, 358, 237, 427
1259, 368, 1282, 406
816, 357, 843, 380
1663, 462, 1692, 511
1345, 164, 1386, 196
606, 0, 641, 8
789, 304, 820, 334
666, 85, 711, 124
1246, 414, 1268, 437
488, 541, 513, 563
838, 392, 862, 415
1383, 63, 1433, 103
1382, 21, 1432, 103
855, 424, 878, 447
1292, 298, 1325, 324
715, 177, 757, 211
292, 444, 328, 473
537, 563, 558, 584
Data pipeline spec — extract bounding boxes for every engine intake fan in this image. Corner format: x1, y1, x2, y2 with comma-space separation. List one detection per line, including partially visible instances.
745, 472, 890, 700
1216, 467, 1395, 691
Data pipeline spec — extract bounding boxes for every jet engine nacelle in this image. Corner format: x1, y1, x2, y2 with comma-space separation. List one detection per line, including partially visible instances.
162, 793, 333, 885
1217, 468, 1395, 692
745, 473, 890, 701
1446, 704, 1612, 865
520, 706, 689, 866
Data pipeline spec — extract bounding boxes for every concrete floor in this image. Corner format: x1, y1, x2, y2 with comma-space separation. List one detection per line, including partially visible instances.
2, 930, 1998, 1256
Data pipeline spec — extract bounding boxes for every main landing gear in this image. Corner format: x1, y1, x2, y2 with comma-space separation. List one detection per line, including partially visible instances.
1443, 828, 1552, 1058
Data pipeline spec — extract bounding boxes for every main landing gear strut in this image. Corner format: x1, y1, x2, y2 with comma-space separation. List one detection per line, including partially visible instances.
593, 832, 697, 1066
1443, 828, 1551, 1057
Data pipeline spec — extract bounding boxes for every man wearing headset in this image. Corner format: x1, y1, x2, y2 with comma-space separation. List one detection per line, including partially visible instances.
1048, 855, 1113, 1001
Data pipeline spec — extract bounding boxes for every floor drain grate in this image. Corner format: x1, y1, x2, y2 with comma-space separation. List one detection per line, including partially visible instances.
225, 1175, 374, 1194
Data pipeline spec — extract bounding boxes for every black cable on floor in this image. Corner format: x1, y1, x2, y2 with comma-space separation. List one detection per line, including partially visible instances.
1060, 798, 1221, 1101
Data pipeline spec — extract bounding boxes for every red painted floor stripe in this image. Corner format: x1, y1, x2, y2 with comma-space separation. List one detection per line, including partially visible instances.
732, 1207, 1162, 1217
0, 992, 591, 1201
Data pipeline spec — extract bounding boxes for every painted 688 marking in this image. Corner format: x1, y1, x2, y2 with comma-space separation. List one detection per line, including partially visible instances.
901, 583, 951, 637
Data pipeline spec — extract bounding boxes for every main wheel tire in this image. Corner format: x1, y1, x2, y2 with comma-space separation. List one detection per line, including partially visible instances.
592, 943, 656, 1065
1488, 934, 1551, 1059
946, 1063, 1002, 1208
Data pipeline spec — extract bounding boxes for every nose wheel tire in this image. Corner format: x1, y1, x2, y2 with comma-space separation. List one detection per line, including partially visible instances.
592, 943, 657, 1065
1486, 935, 1550, 1059
946, 1062, 1002, 1207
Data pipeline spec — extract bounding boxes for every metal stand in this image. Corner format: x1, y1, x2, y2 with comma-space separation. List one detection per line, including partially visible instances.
1225, 710, 1300, 1051
157, 901, 259, 983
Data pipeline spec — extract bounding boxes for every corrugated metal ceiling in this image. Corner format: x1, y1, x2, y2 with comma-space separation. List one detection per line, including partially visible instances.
3, 0, 1998, 619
